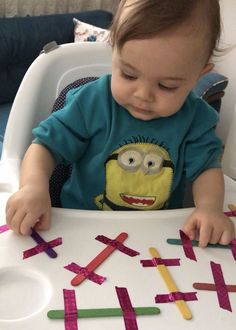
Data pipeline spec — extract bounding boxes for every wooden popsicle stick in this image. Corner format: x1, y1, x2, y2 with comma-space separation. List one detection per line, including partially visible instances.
47, 306, 160, 319
149, 247, 192, 320
193, 282, 236, 292
71, 232, 128, 286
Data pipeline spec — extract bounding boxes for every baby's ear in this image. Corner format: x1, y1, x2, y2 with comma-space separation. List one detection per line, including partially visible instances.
200, 63, 214, 77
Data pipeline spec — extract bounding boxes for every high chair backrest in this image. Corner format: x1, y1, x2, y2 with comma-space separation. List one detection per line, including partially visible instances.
1, 42, 112, 163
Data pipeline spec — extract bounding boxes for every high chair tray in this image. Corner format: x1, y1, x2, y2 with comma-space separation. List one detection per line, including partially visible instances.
0, 205, 236, 330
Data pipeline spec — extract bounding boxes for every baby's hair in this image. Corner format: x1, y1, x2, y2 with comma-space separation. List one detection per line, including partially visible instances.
110, 0, 221, 59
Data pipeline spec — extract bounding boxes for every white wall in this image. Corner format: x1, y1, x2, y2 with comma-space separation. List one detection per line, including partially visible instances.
215, 0, 236, 143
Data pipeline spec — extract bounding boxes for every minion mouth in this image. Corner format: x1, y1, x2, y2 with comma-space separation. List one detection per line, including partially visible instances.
120, 193, 156, 207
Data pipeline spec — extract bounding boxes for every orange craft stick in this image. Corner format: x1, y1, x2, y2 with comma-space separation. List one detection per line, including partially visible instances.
71, 232, 128, 286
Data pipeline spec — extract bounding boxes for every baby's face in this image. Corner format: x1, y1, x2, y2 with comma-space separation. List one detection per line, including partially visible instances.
111, 26, 212, 121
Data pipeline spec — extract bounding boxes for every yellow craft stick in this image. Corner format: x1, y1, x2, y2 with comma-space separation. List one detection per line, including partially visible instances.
149, 247, 192, 320
228, 204, 236, 212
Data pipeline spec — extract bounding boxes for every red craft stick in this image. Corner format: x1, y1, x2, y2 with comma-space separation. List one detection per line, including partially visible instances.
193, 282, 236, 292
71, 232, 128, 286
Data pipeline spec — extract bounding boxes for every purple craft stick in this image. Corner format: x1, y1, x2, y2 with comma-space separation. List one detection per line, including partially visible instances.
30, 229, 59, 258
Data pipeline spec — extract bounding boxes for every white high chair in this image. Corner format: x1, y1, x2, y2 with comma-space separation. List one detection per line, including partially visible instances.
0, 42, 112, 196
0, 41, 235, 210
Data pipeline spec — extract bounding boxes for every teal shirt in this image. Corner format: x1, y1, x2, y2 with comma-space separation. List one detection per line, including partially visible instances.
33, 74, 222, 210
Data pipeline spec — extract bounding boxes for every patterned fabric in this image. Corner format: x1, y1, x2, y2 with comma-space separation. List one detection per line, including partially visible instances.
73, 18, 110, 42
49, 77, 98, 207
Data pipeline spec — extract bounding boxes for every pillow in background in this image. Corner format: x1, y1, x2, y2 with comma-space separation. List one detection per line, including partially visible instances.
73, 18, 110, 42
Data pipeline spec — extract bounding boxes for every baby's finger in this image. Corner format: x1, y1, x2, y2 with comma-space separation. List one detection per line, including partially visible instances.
199, 225, 212, 248
182, 218, 197, 240
20, 213, 40, 236
5, 207, 16, 226
34, 212, 51, 231
9, 210, 27, 235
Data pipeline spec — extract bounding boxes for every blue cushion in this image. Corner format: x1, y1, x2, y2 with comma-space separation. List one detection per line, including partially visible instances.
0, 10, 113, 104
0, 102, 12, 157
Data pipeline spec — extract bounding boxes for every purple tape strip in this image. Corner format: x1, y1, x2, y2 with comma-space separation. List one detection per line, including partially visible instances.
155, 291, 198, 303
115, 287, 138, 330
64, 262, 106, 285
141, 257, 180, 267
23, 237, 62, 259
31, 229, 59, 258
95, 235, 140, 257
211, 261, 232, 312
230, 239, 236, 260
0, 224, 9, 234
179, 230, 197, 261
63, 289, 78, 330
224, 211, 236, 217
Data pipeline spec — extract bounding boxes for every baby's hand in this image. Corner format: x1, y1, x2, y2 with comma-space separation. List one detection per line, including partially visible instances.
182, 207, 235, 247
6, 184, 51, 235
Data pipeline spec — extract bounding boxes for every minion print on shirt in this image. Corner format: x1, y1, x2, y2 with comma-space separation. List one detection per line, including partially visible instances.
95, 139, 174, 210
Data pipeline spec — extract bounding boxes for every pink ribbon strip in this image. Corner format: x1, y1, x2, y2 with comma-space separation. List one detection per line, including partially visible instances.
63, 289, 78, 330
115, 287, 138, 330
224, 211, 236, 217
0, 224, 9, 234
64, 262, 106, 285
155, 291, 198, 303
230, 239, 236, 260
95, 235, 140, 257
179, 230, 197, 261
211, 261, 232, 312
23, 237, 62, 259
141, 257, 180, 267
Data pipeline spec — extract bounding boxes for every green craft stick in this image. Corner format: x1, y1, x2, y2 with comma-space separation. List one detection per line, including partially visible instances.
47, 307, 160, 319
166, 238, 230, 249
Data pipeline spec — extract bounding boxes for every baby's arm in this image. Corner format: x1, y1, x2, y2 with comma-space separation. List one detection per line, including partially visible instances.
182, 168, 235, 247
6, 143, 55, 235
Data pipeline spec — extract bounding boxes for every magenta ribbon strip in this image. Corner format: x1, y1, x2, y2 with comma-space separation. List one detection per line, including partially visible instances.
63, 289, 78, 330
115, 287, 138, 330
155, 291, 198, 303
23, 237, 62, 259
141, 257, 180, 267
224, 210, 236, 217
95, 235, 140, 257
0, 224, 9, 234
64, 262, 106, 285
211, 261, 232, 312
179, 230, 197, 261
230, 239, 236, 260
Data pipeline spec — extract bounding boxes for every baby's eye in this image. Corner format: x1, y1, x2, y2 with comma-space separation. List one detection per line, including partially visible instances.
121, 71, 136, 80
158, 83, 178, 92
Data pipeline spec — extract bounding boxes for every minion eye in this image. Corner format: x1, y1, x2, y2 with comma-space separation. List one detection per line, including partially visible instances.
118, 148, 143, 171
142, 152, 163, 174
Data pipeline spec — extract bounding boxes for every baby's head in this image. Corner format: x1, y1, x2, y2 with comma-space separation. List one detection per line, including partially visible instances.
110, 0, 221, 62
110, 0, 221, 121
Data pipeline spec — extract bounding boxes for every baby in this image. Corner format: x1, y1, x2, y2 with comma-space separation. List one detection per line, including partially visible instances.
6, 0, 235, 247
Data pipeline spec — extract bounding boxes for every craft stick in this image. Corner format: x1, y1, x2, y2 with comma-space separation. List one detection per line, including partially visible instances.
71, 232, 128, 286
149, 247, 192, 320
228, 204, 236, 212
193, 283, 236, 292
167, 239, 231, 249
47, 307, 160, 319
30, 228, 58, 258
